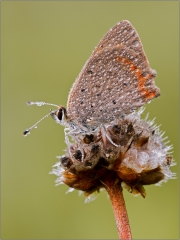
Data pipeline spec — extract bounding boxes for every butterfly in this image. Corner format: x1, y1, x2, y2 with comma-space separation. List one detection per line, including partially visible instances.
24, 20, 160, 139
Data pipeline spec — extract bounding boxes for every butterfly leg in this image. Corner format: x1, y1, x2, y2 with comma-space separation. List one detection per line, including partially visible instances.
64, 127, 85, 161
64, 127, 73, 158
101, 125, 119, 147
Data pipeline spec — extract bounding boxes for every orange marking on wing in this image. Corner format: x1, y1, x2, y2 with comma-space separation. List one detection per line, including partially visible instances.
116, 57, 122, 61
145, 92, 156, 99
130, 65, 137, 70
123, 58, 129, 64
116, 56, 156, 100
137, 73, 154, 99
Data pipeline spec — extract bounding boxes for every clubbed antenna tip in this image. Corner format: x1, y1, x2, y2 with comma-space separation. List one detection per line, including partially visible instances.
23, 129, 30, 136
26, 101, 33, 106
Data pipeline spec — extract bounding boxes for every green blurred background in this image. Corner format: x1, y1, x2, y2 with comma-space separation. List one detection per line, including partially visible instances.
2, 1, 179, 239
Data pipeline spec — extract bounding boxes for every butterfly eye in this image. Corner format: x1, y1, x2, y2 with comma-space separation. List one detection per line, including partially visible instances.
56, 106, 67, 121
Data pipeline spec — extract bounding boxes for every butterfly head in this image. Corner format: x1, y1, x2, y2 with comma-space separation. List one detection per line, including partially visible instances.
50, 106, 68, 126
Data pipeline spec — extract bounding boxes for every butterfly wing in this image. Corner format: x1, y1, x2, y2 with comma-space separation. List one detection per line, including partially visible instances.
67, 20, 160, 126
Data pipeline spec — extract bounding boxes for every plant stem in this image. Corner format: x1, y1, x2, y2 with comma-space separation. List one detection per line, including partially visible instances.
105, 180, 132, 239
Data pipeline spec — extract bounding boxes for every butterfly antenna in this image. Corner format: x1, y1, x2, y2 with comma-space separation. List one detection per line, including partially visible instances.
23, 112, 53, 136
27, 101, 59, 108
23, 101, 59, 136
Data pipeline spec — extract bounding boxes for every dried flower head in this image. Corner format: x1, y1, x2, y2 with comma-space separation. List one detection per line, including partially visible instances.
50, 108, 175, 202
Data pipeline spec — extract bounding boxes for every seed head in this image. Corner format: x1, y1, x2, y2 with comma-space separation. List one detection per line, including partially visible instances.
51, 108, 175, 201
